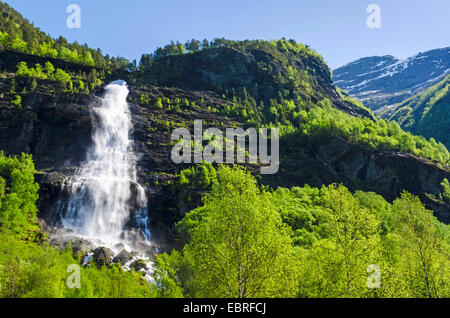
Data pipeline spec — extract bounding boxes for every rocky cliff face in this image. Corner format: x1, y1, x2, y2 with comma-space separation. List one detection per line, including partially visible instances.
0, 91, 94, 170
150, 46, 372, 118
1, 78, 448, 238
0, 80, 95, 228
265, 136, 450, 223
0, 76, 243, 248
0, 49, 99, 74
1, 45, 449, 249
333, 47, 450, 110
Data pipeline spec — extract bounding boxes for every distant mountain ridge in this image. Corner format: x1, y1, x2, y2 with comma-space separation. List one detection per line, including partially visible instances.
332, 47, 450, 110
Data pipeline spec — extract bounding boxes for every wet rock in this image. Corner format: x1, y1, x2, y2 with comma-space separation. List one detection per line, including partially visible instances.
120, 228, 147, 243
130, 251, 140, 258
112, 250, 132, 265
130, 259, 148, 272
114, 243, 125, 251
46, 230, 94, 261
92, 247, 114, 267
70, 238, 94, 261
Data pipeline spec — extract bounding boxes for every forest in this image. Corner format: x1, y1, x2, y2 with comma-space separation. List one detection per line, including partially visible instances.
0, 155, 449, 297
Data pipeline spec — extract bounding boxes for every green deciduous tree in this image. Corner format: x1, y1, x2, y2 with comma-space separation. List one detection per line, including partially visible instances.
297, 184, 381, 298
54, 69, 73, 91
44, 61, 55, 77
178, 166, 299, 298
0, 153, 39, 235
391, 192, 450, 297
154, 97, 163, 109
440, 178, 450, 203
11, 95, 22, 110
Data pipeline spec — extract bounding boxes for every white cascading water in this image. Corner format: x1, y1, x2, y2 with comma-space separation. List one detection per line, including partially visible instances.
61, 80, 151, 248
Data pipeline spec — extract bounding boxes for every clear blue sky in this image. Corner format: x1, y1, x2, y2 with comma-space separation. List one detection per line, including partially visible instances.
3, 0, 449, 68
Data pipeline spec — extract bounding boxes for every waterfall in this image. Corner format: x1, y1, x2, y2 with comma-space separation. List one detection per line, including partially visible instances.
60, 80, 151, 247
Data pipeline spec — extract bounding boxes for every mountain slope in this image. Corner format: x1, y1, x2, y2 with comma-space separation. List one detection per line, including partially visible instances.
1, 48, 449, 226
381, 75, 450, 150
141, 39, 373, 119
333, 47, 450, 109
0, 3, 449, 229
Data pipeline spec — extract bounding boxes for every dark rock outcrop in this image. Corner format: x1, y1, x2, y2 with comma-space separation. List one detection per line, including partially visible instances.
130, 259, 148, 272
46, 229, 94, 261
0, 49, 449, 254
150, 47, 372, 118
264, 136, 450, 223
112, 250, 133, 265
0, 49, 99, 75
92, 247, 114, 267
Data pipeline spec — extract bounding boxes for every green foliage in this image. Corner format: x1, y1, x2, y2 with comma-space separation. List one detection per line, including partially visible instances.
16, 61, 49, 79
1, 3, 449, 299
143, 45, 448, 165
0, 30, 8, 47
0, 152, 38, 235
171, 163, 218, 213
0, 152, 158, 298
153, 97, 163, 109
151, 38, 325, 67
284, 102, 449, 165
139, 38, 447, 165
170, 166, 299, 298
390, 192, 449, 297
159, 166, 450, 298
11, 95, 22, 110
76, 79, 85, 92
153, 251, 185, 298
0, 153, 448, 298
0, 153, 156, 298
8, 77, 16, 93
144, 38, 339, 115
270, 185, 329, 246
15, 61, 75, 91
139, 93, 150, 106
0, 233, 157, 298
0, 234, 76, 298
297, 184, 381, 297
68, 263, 156, 298
87, 69, 102, 89
177, 162, 217, 190
30, 78, 37, 91
269, 183, 449, 297
44, 61, 55, 76
152, 41, 186, 59
385, 75, 450, 150
54, 68, 73, 91
336, 87, 371, 114
440, 178, 450, 203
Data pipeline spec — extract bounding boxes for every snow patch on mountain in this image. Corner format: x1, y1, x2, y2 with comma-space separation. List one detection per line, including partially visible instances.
332, 47, 450, 109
